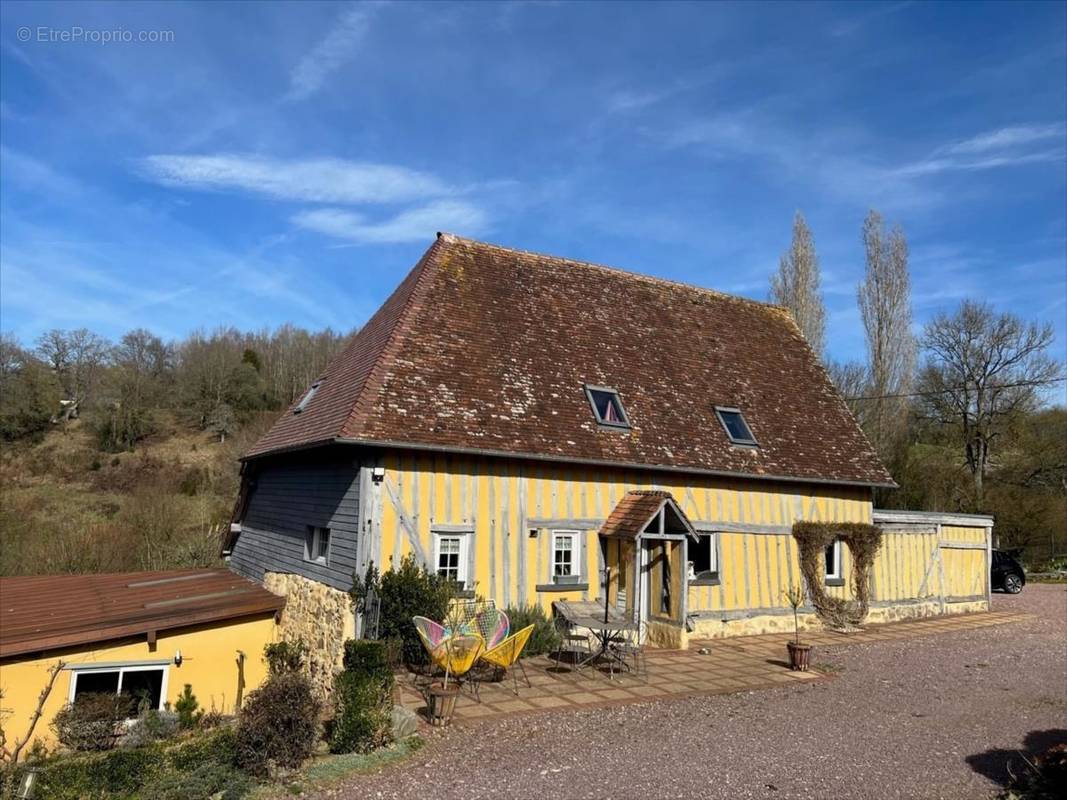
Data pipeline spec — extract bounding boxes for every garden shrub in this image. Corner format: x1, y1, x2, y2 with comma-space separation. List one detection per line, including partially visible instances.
329, 640, 395, 754
51, 692, 133, 751
263, 640, 308, 675
361, 555, 456, 666
139, 759, 254, 800
167, 725, 239, 772
174, 683, 204, 728
503, 604, 560, 656
235, 668, 320, 777
32, 743, 165, 799
122, 708, 180, 748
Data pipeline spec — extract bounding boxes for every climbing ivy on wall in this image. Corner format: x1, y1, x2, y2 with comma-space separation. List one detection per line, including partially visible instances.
792, 522, 883, 629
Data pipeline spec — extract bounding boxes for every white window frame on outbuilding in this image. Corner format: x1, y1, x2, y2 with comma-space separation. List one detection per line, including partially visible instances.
67, 662, 170, 714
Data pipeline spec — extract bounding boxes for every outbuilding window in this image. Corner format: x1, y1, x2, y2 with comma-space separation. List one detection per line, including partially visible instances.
69, 664, 168, 713
433, 532, 469, 589
552, 531, 581, 584
304, 526, 331, 565
585, 385, 630, 428
714, 407, 757, 445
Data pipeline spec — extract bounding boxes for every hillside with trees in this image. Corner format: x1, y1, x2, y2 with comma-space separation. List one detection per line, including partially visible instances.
0, 326, 350, 576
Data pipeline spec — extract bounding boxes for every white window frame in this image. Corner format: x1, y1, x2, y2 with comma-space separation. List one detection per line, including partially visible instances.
67, 663, 170, 713
688, 532, 719, 582
551, 530, 581, 583
304, 525, 331, 565
432, 532, 470, 588
824, 538, 842, 581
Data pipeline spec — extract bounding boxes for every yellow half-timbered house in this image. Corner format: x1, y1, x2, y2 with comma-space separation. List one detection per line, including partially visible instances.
229, 234, 993, 652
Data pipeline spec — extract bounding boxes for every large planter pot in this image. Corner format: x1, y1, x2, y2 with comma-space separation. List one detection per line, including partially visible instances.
786, 641, 812, 672
427, 681, 460, 726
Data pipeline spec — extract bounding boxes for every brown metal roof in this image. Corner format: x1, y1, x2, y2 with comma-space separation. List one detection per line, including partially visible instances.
244, 233, 892, 487
0, 569, 283, 659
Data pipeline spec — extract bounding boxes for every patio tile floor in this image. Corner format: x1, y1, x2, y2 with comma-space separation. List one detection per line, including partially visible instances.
397, 609, 1029, 726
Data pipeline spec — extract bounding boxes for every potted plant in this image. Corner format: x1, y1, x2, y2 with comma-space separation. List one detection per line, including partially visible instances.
427, 605, 467, 726
783, 584, 812, 671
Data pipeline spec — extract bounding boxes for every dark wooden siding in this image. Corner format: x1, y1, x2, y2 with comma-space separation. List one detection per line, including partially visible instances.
230, 453, 362, 592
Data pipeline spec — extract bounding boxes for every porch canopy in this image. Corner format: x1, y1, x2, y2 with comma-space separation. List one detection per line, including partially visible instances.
600, 490, 699, 541
599, 491, 698, 637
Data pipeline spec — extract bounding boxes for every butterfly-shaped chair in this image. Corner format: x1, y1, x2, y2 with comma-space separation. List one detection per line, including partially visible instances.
476, 624, 535, 696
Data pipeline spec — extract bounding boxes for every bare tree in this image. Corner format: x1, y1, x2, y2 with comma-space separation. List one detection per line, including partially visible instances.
35, 328, 111, 419
828, 359, 869, 422
858, 210, 915, 459
771, 211, 826, 357
918, 300, 1063, 508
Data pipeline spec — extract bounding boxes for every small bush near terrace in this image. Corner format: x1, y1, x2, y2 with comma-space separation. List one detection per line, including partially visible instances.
235, 645, 321, 777
51, 692, 133, 751
504, 604, 560, 656
329, 640, 395, 754
355, 556, 456, 666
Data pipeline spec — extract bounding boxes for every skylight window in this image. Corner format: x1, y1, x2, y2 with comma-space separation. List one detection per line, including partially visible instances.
585, 385, 630, 428
715, 406, 757, 446
294, 381, 321, 414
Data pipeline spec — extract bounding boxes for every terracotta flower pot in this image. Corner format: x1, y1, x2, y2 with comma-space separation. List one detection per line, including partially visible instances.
787, 641, 812, 672
428, 681, 460, 726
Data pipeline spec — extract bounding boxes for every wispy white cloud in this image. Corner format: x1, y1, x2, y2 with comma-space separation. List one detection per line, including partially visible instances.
139, 154, 449, 204
891, 123, 1067, 176
941, 124, 1065, 156
292, 200, 488, 244
287, 2, 382, 101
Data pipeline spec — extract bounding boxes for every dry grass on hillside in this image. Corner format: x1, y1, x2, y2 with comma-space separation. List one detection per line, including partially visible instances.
0, 412, 278, 577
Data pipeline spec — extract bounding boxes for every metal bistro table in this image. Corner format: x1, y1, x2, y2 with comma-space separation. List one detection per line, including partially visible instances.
574, 615, 637, 677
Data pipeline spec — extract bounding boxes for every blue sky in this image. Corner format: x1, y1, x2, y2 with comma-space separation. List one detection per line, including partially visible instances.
1, 0, 1064, 367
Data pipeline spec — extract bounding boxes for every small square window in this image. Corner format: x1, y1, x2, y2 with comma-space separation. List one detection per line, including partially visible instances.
714, 407, 757, 445
585, 385, 630, 428
294, 381, 321, 414
305, 526, 331, 565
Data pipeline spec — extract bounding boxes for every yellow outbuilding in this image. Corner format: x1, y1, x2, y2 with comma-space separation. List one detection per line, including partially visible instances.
0, 569, 282, 754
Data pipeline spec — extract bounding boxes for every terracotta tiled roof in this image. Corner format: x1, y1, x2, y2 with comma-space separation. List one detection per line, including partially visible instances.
245, 234, 892, 487
0, 569, 283, 659
600, 490, 675, 540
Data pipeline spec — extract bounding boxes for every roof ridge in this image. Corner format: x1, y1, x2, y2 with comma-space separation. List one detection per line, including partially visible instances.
339, 236, 447, 437
438, 231, 786, 314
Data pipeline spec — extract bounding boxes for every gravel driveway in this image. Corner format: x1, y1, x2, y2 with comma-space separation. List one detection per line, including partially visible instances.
315, 585, 1066, 800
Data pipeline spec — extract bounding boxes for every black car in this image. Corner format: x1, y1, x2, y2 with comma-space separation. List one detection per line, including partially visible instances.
991, 549, 1026, 594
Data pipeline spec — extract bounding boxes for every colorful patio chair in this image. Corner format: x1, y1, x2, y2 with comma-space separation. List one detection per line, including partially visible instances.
477, 624, 535, 696
466, 607, 510, 650
413, 616, 484, 678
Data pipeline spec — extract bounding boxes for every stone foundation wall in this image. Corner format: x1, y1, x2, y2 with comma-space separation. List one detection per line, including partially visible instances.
687, 598, 990, 642
263, 572, 355, 701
